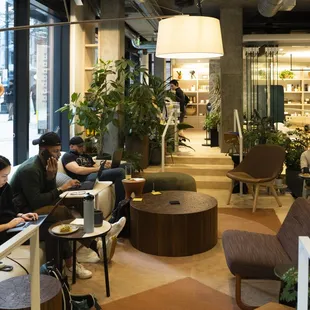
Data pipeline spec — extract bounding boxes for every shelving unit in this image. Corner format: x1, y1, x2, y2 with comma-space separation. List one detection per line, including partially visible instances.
277, 67, 310, 117
171, 63, 209, 129
84, 24, 98, 92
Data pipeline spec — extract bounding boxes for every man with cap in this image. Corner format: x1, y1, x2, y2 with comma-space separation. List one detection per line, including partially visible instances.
62, 136, 125, 209
10, 132, 95, 279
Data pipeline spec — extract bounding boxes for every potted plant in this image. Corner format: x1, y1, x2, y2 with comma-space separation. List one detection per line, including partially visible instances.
284, 129, 310, 198
176, 71, 182, 79
149, 122, 194, 165
279, 70, 294, 80
204, 112, 220, 147
280, 266, 310, 307
57, 59, 126, 158
124, 73, 172, 169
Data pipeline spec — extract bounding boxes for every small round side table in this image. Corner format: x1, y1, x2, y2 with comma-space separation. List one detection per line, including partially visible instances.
122, 178, 146, 199
0, 274, 62, 310
49, 219, 111, 297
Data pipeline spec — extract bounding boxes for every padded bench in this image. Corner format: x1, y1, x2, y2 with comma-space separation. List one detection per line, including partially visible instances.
143, 172, 197, 193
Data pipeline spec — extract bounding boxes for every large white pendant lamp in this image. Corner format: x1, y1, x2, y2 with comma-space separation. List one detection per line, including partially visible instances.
156, 16, 224, 59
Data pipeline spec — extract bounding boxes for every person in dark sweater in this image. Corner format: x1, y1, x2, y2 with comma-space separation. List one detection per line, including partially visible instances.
10, 132, 127, 277
0, 156, 38, 244
61, 136, 125, 209
170, 79, 186, 123
10, 132, 95, 279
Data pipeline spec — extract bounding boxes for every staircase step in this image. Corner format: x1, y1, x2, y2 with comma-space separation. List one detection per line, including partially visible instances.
144, 164, 233, 176
194, 175, 231, 189
165, 155, 232, 165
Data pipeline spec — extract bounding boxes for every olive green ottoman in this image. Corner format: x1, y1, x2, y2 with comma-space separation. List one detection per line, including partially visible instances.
143, 172, 197, 193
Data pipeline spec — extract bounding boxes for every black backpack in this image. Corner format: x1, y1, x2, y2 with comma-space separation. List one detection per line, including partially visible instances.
109, 198, 131, 238
184, 94, 190, 106
40, 260, 102, 310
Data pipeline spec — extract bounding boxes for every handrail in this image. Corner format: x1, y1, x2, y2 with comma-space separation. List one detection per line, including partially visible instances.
233, 109, 243, 195
161, 108, 177, 172
297, 236, 310, 310
0, 225, 40, 310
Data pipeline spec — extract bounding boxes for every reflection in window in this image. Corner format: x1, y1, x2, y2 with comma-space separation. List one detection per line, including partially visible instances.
0, 0, 14, 162
29, 3, 60, 157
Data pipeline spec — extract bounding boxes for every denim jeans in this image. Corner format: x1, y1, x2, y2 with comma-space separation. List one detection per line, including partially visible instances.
87, 167, 125, 209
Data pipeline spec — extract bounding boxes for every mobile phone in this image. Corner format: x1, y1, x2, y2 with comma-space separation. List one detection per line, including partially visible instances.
169, 200, 180, 205
41, 149, 51, 162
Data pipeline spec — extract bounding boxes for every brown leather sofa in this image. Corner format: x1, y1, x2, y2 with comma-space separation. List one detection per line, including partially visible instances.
222, 197, 310, 310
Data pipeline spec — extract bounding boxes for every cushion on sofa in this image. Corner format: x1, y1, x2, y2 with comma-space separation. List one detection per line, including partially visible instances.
143, 172, 197, 193
277, 197, 310, 263
222, 230, 291, 279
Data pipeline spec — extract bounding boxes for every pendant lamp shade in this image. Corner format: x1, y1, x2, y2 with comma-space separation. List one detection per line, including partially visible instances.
156, 16, 224, 59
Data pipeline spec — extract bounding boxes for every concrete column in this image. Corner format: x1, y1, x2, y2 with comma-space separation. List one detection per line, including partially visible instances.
99, 0, 125, 61
154, 56, 165, 80
220, 7, 243, 152
100, 0, 125, 154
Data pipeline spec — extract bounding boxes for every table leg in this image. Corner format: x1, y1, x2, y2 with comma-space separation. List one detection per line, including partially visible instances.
58, 240, 63, 275
101, 235, 110, 297
72, 240, 77, 284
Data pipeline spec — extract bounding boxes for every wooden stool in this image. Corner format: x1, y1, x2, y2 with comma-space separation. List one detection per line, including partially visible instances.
0, 275, 62, 310
122, 178, 146, 199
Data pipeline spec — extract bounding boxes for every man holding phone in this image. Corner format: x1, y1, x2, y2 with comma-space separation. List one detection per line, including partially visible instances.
10, 132, 95, 279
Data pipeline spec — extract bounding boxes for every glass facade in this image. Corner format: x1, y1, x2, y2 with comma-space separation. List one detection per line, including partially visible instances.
0, 0, 14, 162
0, 0, 67, 163
29, 2, 61, 157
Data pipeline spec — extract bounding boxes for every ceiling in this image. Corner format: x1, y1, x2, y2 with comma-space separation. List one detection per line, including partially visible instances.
36, 0, 310, 39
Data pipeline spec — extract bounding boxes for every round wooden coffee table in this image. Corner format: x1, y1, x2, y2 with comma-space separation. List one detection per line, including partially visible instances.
130, 191, 218, 257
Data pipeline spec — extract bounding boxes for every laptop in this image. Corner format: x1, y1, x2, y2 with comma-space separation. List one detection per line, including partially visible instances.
7, 194, 66, 233
67, 180, 96, 191
111, 148, 123, 168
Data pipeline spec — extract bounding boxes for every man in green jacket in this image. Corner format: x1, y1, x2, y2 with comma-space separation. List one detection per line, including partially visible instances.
10, 132, 95, 279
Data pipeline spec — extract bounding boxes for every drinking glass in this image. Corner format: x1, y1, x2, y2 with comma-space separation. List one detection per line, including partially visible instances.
125, 166, 132, 180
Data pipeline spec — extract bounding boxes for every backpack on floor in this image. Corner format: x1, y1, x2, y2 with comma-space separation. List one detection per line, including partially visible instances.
40, 260, 102, 310
109, 198, 131, 238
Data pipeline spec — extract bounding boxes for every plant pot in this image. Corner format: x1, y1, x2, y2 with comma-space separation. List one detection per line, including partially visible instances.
125, 135, 149, 170
285, 168, 303, 198
178, 75, 182, 79
149, 147, 161, 165
210, 128, 219, 147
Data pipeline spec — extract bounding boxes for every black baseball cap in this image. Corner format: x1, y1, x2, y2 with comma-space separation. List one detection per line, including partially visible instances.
69, 136, 84, 146
32, 132, 61, 146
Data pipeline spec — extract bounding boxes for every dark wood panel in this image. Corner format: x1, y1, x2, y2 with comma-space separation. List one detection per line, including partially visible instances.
130, 191, 218, 257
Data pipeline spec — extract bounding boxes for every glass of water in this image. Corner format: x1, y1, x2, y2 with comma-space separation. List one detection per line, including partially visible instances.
125, 166, 132, 180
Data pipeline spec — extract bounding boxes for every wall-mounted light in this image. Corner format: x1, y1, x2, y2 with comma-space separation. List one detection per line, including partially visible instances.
156, 16, 224, 59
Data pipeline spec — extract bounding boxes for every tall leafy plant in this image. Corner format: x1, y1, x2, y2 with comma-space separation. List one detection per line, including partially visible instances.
57, 59, 137, 157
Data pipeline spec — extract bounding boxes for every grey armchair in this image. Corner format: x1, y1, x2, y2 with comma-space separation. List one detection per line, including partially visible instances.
222, 198, 310, 310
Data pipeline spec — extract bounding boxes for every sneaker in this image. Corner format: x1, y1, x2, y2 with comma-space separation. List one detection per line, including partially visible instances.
77, 246, 100, 263
109, 217, 126, 237
65, 262, 92, 279
97, 236, 117, 263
